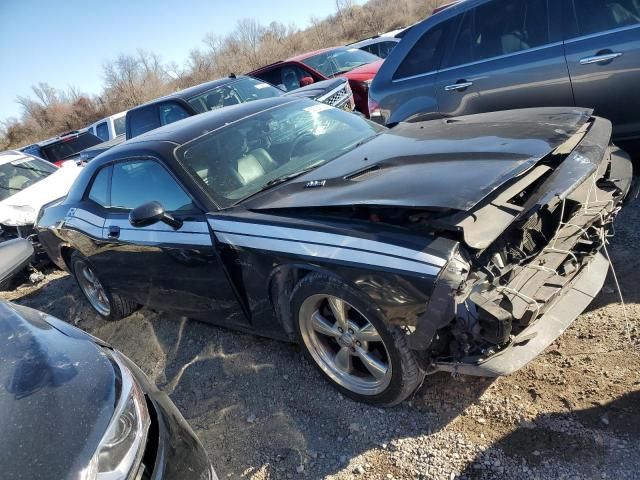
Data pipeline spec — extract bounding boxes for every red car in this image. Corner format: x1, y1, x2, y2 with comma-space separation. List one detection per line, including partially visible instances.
248, 46, 382, 116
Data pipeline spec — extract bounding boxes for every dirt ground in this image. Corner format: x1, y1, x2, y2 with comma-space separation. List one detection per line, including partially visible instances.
2, 193, 639, 479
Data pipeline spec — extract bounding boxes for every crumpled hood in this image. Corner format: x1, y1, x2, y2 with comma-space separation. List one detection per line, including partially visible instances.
246, 108, 592, 212
0, 163, 81, 226
0, 302, 116, 479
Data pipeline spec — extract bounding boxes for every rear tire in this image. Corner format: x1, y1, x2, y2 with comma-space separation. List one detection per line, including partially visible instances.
291, 272, 423, 406
70, 251, 138, 321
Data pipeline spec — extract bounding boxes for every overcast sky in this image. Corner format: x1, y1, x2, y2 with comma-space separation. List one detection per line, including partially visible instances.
0, 0, 360, 121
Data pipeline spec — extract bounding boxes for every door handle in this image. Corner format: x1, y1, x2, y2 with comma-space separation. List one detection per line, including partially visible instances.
579, 52, 622, 65
107, 225, 120, 239
444, 81, 473, 91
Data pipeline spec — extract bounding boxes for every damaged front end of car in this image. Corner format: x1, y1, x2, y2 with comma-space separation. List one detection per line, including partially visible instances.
412, 116, 634, 376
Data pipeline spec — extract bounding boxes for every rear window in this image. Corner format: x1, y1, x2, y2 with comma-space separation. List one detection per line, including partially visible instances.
40, 133, 102, 163
0, 155, 57, 201
301, 48, 380, 77
96, 122, 109, 141
188, 78, 282, 113
127, 107, 160, 139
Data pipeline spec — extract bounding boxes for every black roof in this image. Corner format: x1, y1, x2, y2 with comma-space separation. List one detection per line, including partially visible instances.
130, 76, 245, 111
108, 96, 304, 151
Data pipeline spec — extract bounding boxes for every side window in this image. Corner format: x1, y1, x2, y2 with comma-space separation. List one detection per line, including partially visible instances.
110, 160, 193, 212
360, 44, 378, 56
159, 102, 191, 126
570, 0, 640, 37
378, 41, 397, 58
128, 107, 160, 138
393, 19, 451, 80
96, 122, 109, 141
113, 116, 126, 136
444, 0, 550, 68
254, 69, 284, 88
88, 166, 111, 207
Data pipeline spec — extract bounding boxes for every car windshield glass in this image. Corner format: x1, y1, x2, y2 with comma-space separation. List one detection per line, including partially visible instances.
188, 78, 283, 114
176, 100, 385, 209
40, 133, 102, 162
301, 48, 380, 77
0, 155, 57, 201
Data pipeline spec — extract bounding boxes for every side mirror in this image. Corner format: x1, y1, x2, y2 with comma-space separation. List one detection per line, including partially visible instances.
129, 201, 183, 230
299, 76, 314, 87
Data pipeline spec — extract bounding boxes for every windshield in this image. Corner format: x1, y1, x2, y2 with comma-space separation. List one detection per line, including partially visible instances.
188, 77, 282, 114
176, 100, 384, 209
0, 155, 57, 201
301, 48, 380, 77
40, 133, 102, 162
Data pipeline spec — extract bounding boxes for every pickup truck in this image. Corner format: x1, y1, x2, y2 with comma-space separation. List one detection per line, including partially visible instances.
85, 111, 127, 142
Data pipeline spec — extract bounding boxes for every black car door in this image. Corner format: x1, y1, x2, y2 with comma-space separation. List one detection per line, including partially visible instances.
88, 158, 246, 325
563, 0, 640, 141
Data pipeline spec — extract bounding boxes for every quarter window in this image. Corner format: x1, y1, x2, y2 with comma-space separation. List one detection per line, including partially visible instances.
571, 0, 640, 37
110, 160, 193, 212
393, 19, 451, 80
96, 122, 109, 141
444, 0, 551, 68
88, 166, 111, 207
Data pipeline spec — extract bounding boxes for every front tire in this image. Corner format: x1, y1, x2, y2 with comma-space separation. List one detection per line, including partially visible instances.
70, 251, 138, 321
291, 273, 423, 406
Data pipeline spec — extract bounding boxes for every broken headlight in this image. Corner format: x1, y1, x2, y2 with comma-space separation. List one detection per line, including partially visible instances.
81, 352, 151, 480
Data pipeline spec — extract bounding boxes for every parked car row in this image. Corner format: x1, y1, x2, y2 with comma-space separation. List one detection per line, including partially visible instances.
2, 1, 638, 478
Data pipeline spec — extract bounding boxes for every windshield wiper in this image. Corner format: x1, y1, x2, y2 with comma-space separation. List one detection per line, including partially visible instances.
234, 164, 323, 206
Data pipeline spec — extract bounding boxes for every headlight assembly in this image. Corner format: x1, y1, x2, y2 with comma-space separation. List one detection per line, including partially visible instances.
81, 352, 151, 480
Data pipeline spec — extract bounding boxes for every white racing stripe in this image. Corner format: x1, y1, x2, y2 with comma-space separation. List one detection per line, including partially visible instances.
116, 229, 212, 246
214, 232, 442, 277
209, 219, 447, 268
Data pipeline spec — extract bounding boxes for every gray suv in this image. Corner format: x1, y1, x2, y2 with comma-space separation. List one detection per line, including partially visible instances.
369, 0, 640, 142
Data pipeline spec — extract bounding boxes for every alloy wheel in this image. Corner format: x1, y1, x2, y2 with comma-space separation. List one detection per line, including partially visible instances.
76, 261, 111, 316
299, 294, 392, 395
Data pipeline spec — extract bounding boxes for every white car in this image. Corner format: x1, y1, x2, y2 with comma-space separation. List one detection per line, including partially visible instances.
85, 110, 127, 142
0, 150, 81, 240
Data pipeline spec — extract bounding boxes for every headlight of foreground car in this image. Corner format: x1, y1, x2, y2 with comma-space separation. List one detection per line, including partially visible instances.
81, 352, 151, 480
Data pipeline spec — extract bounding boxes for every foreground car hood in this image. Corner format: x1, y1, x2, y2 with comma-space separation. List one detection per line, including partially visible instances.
0, 163, 81, 226
0, 302, 116, 479
247, 108, 592, 212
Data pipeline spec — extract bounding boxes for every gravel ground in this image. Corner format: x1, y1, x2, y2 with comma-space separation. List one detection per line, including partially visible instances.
2, 189, 639, 480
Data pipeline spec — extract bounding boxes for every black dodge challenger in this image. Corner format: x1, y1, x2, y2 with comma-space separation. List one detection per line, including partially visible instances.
37, 97, 634, 406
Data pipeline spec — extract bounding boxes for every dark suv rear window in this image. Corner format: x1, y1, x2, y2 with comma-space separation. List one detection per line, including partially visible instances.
40, 133, 102, 163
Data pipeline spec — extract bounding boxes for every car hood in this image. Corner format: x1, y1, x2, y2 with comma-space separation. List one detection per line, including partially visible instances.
0, 301, 116, 479
0, 162, 81, 226
245, 108, 592, 212
341, 59, 383, 79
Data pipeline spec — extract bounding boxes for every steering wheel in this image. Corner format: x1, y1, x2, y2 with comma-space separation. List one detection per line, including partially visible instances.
288, 133, 315, 161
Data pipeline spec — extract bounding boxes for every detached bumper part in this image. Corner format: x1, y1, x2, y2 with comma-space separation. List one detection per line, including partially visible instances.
435, 251, 609, 377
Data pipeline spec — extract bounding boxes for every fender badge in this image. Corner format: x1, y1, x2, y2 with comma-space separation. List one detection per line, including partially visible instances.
304, 180, 326, 188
